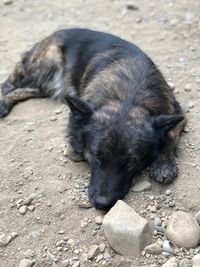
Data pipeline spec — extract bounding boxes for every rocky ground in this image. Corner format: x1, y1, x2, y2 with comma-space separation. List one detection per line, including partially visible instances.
0, 0, 200, 266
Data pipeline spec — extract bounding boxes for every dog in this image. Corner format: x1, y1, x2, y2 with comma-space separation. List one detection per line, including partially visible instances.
0, 28, 186, 210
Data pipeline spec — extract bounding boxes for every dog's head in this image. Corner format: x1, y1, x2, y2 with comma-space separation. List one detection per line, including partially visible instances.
66, 95, 184, 210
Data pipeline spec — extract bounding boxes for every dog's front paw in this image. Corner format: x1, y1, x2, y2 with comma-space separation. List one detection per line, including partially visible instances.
0, 99, 11, 118
149, 158, 178, 184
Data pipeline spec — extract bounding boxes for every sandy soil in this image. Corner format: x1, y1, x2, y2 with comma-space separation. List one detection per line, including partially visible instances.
0, 0, 200, 266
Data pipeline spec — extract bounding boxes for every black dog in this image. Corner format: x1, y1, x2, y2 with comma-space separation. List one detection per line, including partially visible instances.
0, 29, 186, 210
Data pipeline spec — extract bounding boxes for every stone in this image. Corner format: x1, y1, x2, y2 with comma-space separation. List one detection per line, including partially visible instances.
166, 212, 200, 248
162, 257, 178, 267
64, 146, 84, 162
192, 254, 200, 267
3, 0, 13, 5
144, 242, 162, 255
61, 260, 70, 267
0, 233, 12, 247
88, 244, 99, 259
132, 181, 152, 192
179, 258, 192, 267
71, 261, 80, 267
195, 211, 200, 225
162, 240, 175, 254
102, 200, 153, 256
168, 82, 175, 90
31, 231, 40, 240
19, 205, 28, 215
185, 83, 199, 92
95, 215, 103, 225
11, 232, 18, 239
99, 243, 106, 253
19, 259, 34, 267
165, 189, 172, 196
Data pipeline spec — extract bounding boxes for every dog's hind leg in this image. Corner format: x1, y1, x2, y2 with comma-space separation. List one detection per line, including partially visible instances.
0, 88, 43, 118
149, 116, 187, 184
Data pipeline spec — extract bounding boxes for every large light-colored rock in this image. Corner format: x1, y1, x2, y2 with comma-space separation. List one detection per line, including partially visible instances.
192, 254, 200, 267
166, 211, 200, 248
102, 200, 153, 257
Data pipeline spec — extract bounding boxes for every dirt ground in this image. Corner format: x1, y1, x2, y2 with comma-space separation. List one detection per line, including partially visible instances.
0, 0, 200, 266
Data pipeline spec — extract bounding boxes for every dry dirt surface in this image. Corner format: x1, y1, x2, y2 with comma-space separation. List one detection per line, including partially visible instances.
0, 0, 200, 266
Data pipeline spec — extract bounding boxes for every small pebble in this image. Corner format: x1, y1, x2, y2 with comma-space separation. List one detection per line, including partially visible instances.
19, 259, 34, 267
3, 0, 13, 5
0, 233, 12, 247
165, 189, 172, 196
19, 205, 28, 215
162, 240, 175, 254
99, 243, 106, 253
188, 102, 194, 109
132, 181, 152, 192
168, 82, 175, 90
95, 215, 103, 225
71, 261, 80, 267
88, 244, 99, 259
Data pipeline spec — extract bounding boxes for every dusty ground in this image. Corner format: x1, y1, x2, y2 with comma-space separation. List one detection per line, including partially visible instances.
0, 0, 200, 266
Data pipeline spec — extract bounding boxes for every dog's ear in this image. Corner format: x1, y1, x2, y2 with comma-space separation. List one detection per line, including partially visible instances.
153, 114, 184, 133
65, 95, 93, 116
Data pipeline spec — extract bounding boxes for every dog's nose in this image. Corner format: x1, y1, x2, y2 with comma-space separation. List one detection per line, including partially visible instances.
93, 196, 115, 210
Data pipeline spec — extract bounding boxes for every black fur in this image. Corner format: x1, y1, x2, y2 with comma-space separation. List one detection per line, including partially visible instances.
0, 29, 186, 210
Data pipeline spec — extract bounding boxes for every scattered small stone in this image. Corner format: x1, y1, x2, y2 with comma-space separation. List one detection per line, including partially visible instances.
132, 181, 152, 192
19, 259, 34, 267
31, 231, 40, 240
185, 12, 196, 24
95, 215, 103, 225
165, 189, 172, 196
61, 259, 70, 267
23, 249, 35, 258
154, 217, 162, 227
64, 146, 84, 162
24, 196, 34, 205
168, 200, 176, 208
162, 257, 178, 267
166, 211, 200, 248
78, 200, 93, 209
67, 239, 74, 245
162, 240, 175, 254
19, 205, 28, 215
179, 258, 192, 267
16, 199, 24, 208
188, 102, 194, 109
96, 254, 103, 262
88, 244, 99, 259
144, 242, 162, 255
99, 243, 106, 253
11, 232, 18, 239
126, 4, 138, 10
103, 200, 153, 256
184, 83, 199, 92
28, 206, 35, 212
55, 109, 62, 114
168, 82, 175, 90
71, 261, 80, 267
0, 233, 12, 247
192, 254, 200, 267
3, 0, 13, 5
195, 211, 200, 225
